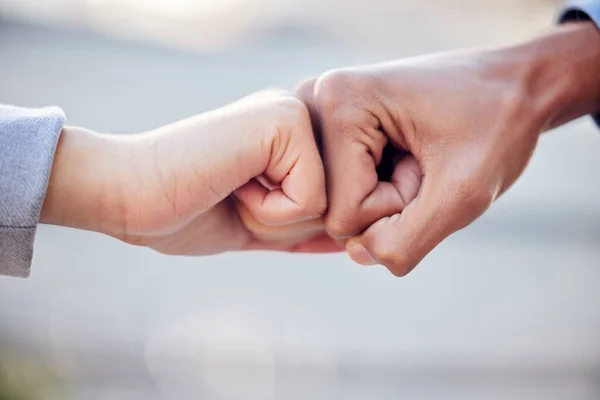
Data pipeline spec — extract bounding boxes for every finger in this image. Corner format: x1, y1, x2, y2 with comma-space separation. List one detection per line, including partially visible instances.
345, 154, 422, 266
348, 154, 422, 235
235, 180, 307, 226
235, 104, 327, 225
235, 199, 325, 242
314, 73, 420, 239
303, 75, 401, 237
319, 107, 421, 237
348, 171, 489, 276
391, 154, 422, 205
240, 214, 343, 252
320, 115, 384, 237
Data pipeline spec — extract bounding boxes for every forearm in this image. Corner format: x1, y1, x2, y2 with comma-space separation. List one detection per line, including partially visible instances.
40, 91, 330, 257
488, 22, 600, 131
532, 22, 600, 128
40, 127, 136, 235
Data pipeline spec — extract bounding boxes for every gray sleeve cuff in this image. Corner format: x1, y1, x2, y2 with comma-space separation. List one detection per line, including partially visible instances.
0, 105, 65, 278
558, 1, 600, 127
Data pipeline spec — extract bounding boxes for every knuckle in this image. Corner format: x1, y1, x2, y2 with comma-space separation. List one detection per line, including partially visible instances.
370, 244, 415, 277
295, 78, 317, 100
371, 245, 396, 268
277, 92, 306, 110
254, 88, 305, 114
275, 96, 310, 126
388, 258, 419, 277
314, 69, 377, 137
267, 101, 310, 147
250, 90, 308, 131
314, 69, 354, 111
388, 265, 411, 278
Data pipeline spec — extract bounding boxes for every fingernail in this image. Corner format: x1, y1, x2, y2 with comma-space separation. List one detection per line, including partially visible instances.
348, 242, 377, 266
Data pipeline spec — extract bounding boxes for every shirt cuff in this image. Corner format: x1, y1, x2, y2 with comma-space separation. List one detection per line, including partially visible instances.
558, 1, 600, 127
0, 105, 65, 278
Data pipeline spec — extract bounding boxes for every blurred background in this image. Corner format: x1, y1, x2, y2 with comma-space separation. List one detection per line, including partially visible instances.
1, 0, 600, 399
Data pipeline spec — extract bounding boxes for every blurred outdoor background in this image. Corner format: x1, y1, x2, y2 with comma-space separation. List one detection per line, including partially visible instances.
1, 0, 600, 399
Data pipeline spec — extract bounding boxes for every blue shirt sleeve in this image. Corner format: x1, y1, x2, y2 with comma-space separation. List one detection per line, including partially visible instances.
559, 1, 600, 127
559, 0, 600, 25
0, 105, 65, 278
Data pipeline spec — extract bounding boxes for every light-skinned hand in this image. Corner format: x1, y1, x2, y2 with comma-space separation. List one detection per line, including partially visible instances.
41, 90, 341, 255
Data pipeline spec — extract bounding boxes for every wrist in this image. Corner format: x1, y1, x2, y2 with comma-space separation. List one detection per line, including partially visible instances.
40, 127, 137, 236
494, 22, 600, 131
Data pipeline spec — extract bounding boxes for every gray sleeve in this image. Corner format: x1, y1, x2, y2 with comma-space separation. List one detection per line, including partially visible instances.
0, 105, 65, 278
558, 0, 600, 127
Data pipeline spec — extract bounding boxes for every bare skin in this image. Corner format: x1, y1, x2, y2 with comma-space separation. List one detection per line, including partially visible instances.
299, 22, 600, 276
41, 90, 341, 256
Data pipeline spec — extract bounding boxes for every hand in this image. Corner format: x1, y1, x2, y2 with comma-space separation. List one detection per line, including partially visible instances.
299, 23, 600, 275
41, 90, 340, 255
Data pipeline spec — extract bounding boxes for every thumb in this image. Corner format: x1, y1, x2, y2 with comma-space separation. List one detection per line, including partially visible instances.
164, 90, 324, 223
234, 93, 327, 226
347, 169, 489, 276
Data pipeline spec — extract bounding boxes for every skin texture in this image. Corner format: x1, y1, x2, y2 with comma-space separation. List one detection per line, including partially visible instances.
298, 22, 600, 276
40, 90, 342, 255
39, 23, 600, 272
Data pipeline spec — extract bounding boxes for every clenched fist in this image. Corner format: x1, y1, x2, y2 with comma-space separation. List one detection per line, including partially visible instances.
299, 22, 600, 276
41, 90, 341, 255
